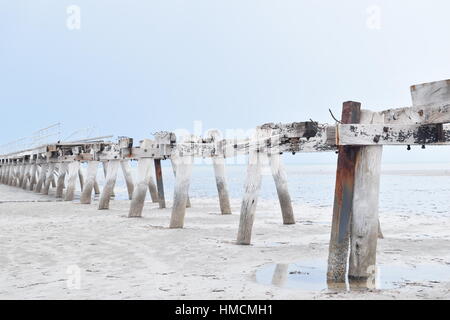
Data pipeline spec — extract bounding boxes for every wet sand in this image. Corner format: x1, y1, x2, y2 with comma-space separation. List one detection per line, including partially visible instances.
0, 184, 449, 300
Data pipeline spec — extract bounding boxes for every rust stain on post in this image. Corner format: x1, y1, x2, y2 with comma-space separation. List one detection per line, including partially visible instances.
327, 101, 361, 283
154, 159, 166, 208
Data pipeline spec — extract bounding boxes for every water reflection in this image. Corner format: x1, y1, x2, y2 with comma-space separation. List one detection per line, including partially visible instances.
271, 264, 289, 287
256, 260, 450, 292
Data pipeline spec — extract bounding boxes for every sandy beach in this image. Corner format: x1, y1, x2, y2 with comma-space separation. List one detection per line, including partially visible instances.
0, 184, 449, 300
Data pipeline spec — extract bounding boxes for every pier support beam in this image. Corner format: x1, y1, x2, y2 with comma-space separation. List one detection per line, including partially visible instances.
128, 158, 153, 218
171, 159, 191, 208
148, 160, 159, 203
268, 153, 295, 225
154, 159, 166, 209
17, 163, 25, 187
348, 110, 384, 280
65, 161, 80, 201
7, 165, 14, 185
35, 163, 48, 193
212, 155, 232, 215
102, 161, 115, 198
80, 161, 99, 204
21, 164, 31, 189
98, 160, 120, 209
94, 180, 100, 195
327, 101, 361, 282
42, 162, 56, 195
120, 160, 134, 200
78, 169, 84, 192
236, 147, 263, 245
169, 154, 194, 228
56, 162, 68, 198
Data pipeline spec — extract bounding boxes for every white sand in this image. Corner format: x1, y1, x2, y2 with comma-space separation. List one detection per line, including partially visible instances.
0, 184, 449, 300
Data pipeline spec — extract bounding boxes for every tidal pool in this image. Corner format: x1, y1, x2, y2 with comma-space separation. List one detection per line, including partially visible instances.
255, 260, 450, 291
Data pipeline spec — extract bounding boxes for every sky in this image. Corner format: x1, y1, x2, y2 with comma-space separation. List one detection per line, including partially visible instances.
1, 0, 450, 163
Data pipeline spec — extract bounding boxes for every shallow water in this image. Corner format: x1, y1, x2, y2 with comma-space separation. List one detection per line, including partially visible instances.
96, 162, 450, 217
255, 260, 450, 292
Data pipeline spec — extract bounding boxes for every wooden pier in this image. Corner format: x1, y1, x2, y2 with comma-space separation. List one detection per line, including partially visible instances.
1, 79, 449, 283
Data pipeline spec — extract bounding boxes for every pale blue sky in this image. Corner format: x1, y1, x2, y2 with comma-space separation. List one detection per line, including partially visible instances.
1, 0, 450, 163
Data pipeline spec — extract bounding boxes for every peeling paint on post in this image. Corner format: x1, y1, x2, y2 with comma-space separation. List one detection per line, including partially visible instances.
327, 101, 361, 282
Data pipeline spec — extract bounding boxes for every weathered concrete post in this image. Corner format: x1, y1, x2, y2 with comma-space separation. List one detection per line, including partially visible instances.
148, 159, 159, 203
80, 161, 99, 204
207, 130, 232, 214
268, 152, 295, 225
98, 160, 120, 209
21, 163, 31, 189
94, 180, 100, 195
14, 163, 21, 186
78, 169, 84, 192
56, 162, 68, 198
42, 162, 56, 195
212, 155, 231, 214
6, 163, 13, 185
169, 151, 194, 228
17, 162, 25, 187
171, 159, 191, 208
154, 159, 166, 209
236, 131, 264, 245
64, 161, 80, 201
327, 101, 361, 282
35, 163, 48, 193
120, 160, 134, 200
102, 161, 115, 198
0, 164, 4, 183
128, 157, 154, 218
30, 163, 37, 189
7, 162, 16, 186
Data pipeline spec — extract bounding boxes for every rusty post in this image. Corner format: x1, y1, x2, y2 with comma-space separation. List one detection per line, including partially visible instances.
327, 101, 361, 282
154, 159, 166, 209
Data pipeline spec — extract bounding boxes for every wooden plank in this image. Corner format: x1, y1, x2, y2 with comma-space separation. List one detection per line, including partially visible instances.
154, 159, 166, 209
380, 102, 450, 125
80, 161, 99, 204
327, 101, 361, 282
169, 153, 194, 228
377, 80, 450, 125
411, 79, 450, 106
337, 123, 450, 146
98, 160, 120, 209
348, 110, 383, 280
